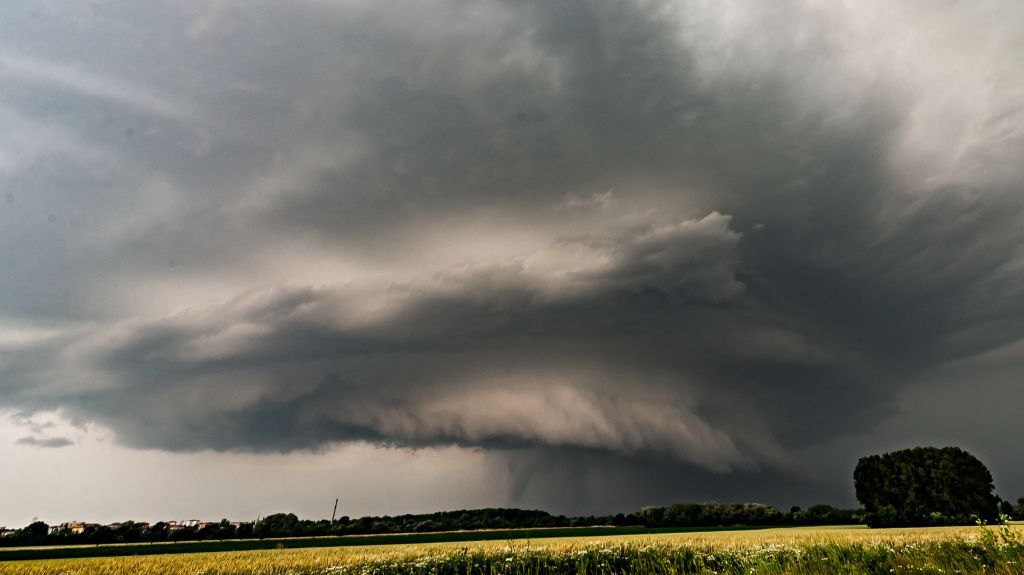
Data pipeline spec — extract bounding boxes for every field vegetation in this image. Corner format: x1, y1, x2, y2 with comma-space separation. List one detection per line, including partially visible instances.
4, 523, 1024, 575
0, 526, 764, 562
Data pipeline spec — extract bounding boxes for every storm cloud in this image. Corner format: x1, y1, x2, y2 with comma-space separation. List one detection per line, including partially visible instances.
2, 0, 1023, 512
15, 436, 74, 449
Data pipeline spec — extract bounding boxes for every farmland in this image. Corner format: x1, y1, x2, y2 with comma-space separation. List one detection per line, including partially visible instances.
0, 526, 762, 562
3, 524, 1023, 575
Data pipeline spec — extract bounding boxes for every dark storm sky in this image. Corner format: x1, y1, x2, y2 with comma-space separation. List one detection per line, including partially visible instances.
2, 0, 1024, 525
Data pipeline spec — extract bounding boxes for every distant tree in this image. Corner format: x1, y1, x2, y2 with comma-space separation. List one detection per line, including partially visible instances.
170, 526, 197, 541
255, 513, 299, 538
999, 500, 1015, 519
197, 523, 218, 540
216, 518, 237, 540
89, 526, 115, 545
145, 522, 169, 542
799, 504, 856, 525
236, 522, 254, 538
854, 446, 999, 527
112, 521, 142, 543
14, 522, 49, 545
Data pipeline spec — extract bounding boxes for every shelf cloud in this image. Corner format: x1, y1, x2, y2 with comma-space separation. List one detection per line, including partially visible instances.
2, 0, 1023, 513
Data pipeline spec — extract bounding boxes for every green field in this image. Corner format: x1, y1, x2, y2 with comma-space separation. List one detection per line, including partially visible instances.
3, 524, 1024, 574
0, 526, 765, 562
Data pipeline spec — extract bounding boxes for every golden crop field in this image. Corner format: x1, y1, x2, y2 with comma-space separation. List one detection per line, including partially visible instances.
3, 525, 1023, 575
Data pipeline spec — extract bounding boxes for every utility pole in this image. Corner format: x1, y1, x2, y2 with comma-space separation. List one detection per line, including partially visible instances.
331, 498, 339, 523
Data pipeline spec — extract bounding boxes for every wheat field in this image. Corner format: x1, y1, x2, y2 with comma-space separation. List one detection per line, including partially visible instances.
3, 524, 1023, 575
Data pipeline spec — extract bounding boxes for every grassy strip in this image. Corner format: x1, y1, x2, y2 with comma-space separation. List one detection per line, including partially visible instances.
4, 536, 1024, 575
297, 539, 1024, 575
0, 525, 766, 561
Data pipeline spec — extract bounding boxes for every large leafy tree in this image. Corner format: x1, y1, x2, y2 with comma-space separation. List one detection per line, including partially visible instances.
854, 446, 999, 527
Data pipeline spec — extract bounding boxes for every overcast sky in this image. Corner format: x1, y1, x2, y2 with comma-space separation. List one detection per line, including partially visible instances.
2, 0, 1024, 527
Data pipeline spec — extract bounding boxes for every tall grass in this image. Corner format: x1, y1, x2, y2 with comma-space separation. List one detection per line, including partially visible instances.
3, 523, 1023, 575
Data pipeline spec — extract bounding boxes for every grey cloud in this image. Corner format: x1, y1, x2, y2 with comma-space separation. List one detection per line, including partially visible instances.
0, 52, 191, 120
2, 0, 1024, 509
12, 213, 777, 473
8, 413, 56, 434
499, 447, 839, 515
16, 436, 74, 448
582, 212, 744, 301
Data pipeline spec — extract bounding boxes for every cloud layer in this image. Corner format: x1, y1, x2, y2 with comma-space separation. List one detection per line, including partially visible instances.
2, 0, 1023, 510
16, 436, 73, 449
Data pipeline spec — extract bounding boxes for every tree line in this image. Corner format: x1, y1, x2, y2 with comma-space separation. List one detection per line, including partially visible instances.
1, 503, 865, 547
